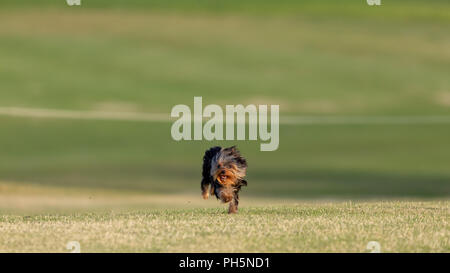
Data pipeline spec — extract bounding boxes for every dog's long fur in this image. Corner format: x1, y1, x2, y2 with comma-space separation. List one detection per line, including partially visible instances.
201, 146, 247, 213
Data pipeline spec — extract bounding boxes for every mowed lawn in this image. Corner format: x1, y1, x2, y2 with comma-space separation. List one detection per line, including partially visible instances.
0, 182, 448, 252
1, 200, 448, 252
0, 6, 449, 115
0, 1, 449, 252
2, 204, 448, 253
0, 1, 449, 198
1, 118, 450, 198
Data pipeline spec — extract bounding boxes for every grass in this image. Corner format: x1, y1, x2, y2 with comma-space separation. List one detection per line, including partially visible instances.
0, 117, 449, 198
1, 203, 448, 252
0, 1, 449, 252
2, 0, 450, 22
0, 8, 449, 114
0, 182, 448, 252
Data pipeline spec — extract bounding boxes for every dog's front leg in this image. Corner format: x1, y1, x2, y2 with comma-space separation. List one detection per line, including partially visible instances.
228, 195, 239, 214
201, 178, 210, 199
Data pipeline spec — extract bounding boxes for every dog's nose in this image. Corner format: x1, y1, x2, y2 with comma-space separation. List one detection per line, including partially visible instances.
221, 170, 225, 174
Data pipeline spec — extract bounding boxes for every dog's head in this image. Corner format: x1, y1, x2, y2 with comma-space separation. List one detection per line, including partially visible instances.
210, 146, 247, 202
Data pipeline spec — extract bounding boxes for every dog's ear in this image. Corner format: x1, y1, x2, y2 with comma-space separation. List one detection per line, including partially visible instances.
233, 146, 247, 169
225, 146, 247, 168
236, 155, 247, 169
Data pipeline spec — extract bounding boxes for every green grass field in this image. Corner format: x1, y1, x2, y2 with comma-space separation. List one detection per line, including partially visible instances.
0, 0, 449, 252
3, 204, 449, 253
0, 182, 448, 252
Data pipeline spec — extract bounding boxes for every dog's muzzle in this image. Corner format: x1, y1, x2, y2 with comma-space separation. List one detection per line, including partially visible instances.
215, 184, 234, 203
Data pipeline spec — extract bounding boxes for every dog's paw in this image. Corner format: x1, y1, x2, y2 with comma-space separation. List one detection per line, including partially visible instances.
202, 191, 209, 200
228, 203, 238, 214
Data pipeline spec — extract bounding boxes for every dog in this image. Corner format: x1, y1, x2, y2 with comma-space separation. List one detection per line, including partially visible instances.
201, 146, 248, 213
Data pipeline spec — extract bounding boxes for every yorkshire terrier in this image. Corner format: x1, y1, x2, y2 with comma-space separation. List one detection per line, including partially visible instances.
201, 146, 248, 214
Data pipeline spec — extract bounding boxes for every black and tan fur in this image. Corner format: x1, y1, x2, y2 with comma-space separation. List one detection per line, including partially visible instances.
201, 146, 248, 213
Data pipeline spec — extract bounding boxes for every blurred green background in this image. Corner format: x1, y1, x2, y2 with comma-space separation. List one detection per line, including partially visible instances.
0, 0, 449, 199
